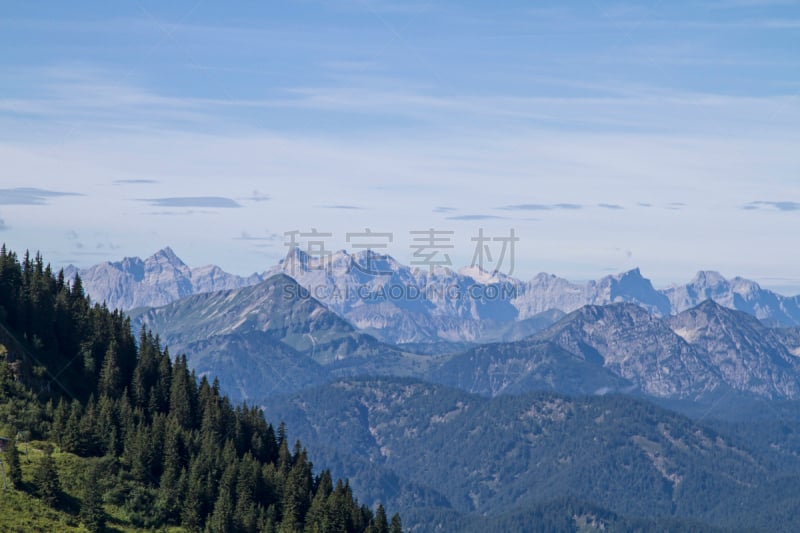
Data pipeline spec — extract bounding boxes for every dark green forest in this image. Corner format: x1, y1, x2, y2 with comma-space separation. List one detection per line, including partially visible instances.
0, 246, 401, 533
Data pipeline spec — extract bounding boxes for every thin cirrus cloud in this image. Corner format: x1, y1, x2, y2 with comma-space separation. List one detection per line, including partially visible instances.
446, 214, 507, 221
0, 187, 83, 205
598, 203, 624, 210
317, 204, 364, 210
140, 197, 242, 208
433, 206, 458, 213
112, 179, 159, 185
743, 201, 800, 211
236, 231, 281, 241
498, 203, 583, 211
149, 211, 218, 216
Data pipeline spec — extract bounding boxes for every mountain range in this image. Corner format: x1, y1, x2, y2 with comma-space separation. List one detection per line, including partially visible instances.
55, 246, 800, 407
69, 247, 800, 347
122, 271, 800, 407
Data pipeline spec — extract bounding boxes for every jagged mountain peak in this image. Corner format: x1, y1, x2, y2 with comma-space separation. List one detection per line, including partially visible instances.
611, 267, 643, 280
352, 248, 404, 274
673, 298, 765, 329
457, 264, 510, 284
597, 267, 648, 287
690, 270, 728, 287
591, 268, 671, 316
529, 301, 724, 400
563, 301, 659, 324
149, 245, 185, 265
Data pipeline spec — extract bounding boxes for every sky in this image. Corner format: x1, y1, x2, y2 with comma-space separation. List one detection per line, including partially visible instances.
1, 0, 799, 291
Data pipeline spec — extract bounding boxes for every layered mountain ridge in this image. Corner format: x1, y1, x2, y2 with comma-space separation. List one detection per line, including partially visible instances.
69, 247, 800, 345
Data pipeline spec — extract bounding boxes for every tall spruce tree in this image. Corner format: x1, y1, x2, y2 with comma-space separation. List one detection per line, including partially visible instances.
33, 447, 60, 507
80, 464, 106, 532
4, 436, 22, 489
373, 504, 389, 533
98, 340, 122, 398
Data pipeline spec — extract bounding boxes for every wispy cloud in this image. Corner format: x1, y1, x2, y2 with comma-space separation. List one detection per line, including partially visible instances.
0, 187, 83, 205
317, 204, 364, 210
499, 203, 583, 211
598, 203, 624, 210
5, 65, 799, 143
141, 197, 242, 208
743, 200, 800, 211
236, 231, 281, 241
0, 217, 8, 231
446, 214, 507, 220
434, 206, 457, 213
149, 210, 221, 216
113, 179, 159, 185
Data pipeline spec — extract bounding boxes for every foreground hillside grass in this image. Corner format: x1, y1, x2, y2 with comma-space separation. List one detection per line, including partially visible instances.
0, 440, 184, 533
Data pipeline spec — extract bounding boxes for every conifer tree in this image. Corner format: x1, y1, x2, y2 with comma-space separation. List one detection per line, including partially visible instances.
373, 504, 389, 533
33, 447, 60, 507
4, 435, 22, 489
98, 340, 122, 398
80, 464, 106, 532
305, 470, 334, 532
207, 460, 237, 533
61, 400, 83, 454
169, 354, 197, 429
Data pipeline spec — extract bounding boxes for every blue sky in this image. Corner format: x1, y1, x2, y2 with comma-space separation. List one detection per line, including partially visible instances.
1, 1, 799, 290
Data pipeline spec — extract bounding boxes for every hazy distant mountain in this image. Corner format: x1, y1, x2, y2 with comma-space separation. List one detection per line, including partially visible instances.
512, 268, 671, 318
264, 250, 690, 345
664, 270, 800, 326
66, 246, 261, 310
70, 248, 800, 346
264, 248, 521, 345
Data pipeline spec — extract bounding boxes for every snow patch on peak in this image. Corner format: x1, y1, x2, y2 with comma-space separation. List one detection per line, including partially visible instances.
458, 265, 503, 284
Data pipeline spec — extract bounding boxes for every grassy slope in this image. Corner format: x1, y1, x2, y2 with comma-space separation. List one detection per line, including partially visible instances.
0, 441, 183, 533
